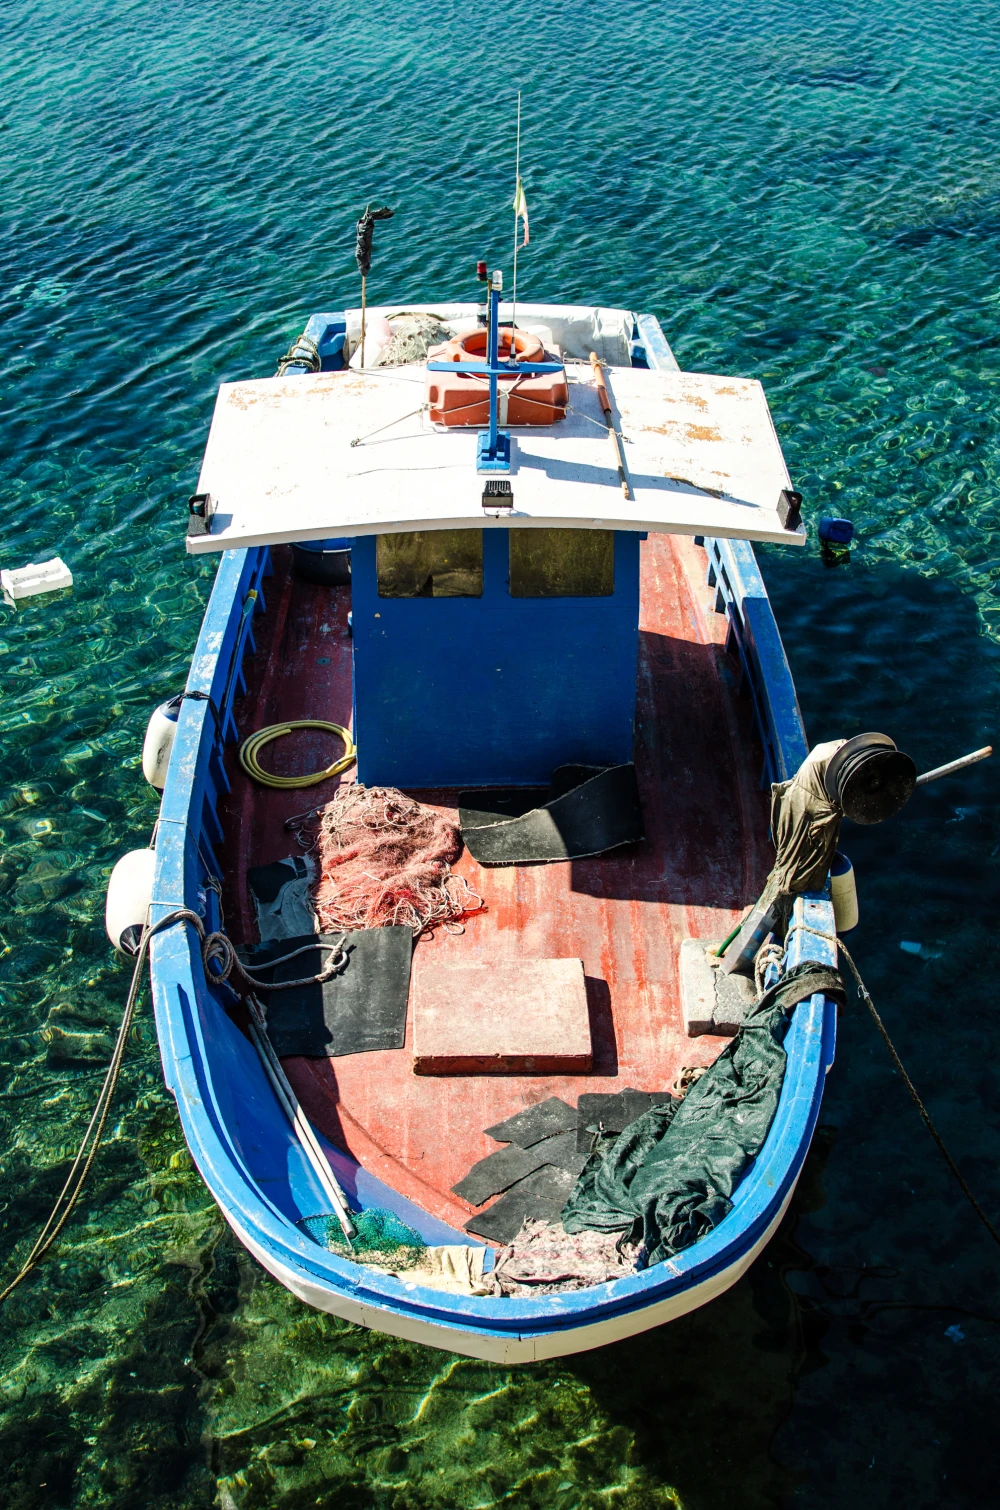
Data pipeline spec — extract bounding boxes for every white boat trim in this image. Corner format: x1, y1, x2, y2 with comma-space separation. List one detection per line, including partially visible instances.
224, 1180, 799, 1363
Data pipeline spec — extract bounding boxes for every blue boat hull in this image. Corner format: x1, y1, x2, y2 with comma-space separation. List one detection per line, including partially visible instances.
148, 317, 839, 1360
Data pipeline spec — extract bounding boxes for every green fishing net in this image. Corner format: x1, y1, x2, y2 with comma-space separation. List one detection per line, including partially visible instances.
562, 963, 846, 1264
298, 1208, 426, 1269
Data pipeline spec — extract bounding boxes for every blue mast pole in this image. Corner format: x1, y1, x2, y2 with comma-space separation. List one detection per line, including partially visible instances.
487, 275, 500, 460
426, 263, 561, 475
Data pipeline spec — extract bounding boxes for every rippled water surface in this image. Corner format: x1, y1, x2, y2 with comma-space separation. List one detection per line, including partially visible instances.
3, 0, 1000, 1504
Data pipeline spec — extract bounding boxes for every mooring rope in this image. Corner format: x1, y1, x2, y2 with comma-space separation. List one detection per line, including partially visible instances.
0, 909, 194, 1306
791, 921, 1000, 1251
0, 906, 349, 1306
836, 938, 1000, 1250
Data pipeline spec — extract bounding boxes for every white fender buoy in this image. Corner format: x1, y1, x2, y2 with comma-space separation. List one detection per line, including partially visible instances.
830, 851, 859, 934
142, 695, 182, 790
106, 849, 156, 955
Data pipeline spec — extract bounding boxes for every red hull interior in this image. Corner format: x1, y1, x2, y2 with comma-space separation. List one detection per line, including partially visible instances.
219, 534, 772, 1238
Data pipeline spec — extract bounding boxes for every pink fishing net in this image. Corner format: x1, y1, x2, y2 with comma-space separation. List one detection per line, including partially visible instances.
296, 784, 484, 936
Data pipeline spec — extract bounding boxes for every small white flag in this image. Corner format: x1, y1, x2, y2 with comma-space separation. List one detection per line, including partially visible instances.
513, 177, 529, 247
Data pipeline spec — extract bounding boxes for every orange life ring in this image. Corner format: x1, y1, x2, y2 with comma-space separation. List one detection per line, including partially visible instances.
425, 326, 568, 428
451, 327, 545, 364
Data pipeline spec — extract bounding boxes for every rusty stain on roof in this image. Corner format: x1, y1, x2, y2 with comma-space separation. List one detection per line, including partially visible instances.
665, 476, 726, 498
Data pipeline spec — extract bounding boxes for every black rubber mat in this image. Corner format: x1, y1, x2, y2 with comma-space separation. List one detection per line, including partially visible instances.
247, 858, 305, 905
463, 1166, 578, 1244
527, 1130, 590, 1179
576, 1089, 675, 1152
623, 1088, 674, 1123
454, 1091, 677, 1234
451, 1143, 551, 1206
453, 1129, 590, 1208
459, 764, 644, 866
457, 765, 604, 830
484, 1096, 579, 1148
249, 928, 412, 1057
576, 1092, 633, 1135
457, 788, 549, 829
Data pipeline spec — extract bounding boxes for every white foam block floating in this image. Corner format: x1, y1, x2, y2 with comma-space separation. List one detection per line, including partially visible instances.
1, 557, 74, 605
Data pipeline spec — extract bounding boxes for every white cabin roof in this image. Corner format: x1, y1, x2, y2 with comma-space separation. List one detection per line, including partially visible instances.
187, 362, 805, 554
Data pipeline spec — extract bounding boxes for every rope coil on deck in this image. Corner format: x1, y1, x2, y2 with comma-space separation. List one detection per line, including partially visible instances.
275, 333, 320, 376
238, 721, 357, 789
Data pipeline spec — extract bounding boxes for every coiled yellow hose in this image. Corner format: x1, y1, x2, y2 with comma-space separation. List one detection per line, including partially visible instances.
238, 721, 356, 789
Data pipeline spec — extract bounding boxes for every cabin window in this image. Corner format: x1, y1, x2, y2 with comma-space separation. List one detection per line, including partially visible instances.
376, 530, 484, 598
508, 528, 615, 597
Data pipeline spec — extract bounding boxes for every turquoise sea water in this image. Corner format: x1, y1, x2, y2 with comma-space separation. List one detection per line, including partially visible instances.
2, 0, 1000, 1503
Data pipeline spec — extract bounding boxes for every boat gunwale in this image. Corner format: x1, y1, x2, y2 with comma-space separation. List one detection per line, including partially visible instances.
152, 894, 834, 1337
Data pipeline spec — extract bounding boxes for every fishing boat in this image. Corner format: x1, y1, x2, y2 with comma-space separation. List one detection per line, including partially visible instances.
135, 279, 841, 1363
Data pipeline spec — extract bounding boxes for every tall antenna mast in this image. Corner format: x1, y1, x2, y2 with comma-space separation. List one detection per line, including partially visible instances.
511, 92, 522, 336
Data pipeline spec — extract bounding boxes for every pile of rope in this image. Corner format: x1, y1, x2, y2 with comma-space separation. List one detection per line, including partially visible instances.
294, 784, 484, 936
275, 333, 320, 376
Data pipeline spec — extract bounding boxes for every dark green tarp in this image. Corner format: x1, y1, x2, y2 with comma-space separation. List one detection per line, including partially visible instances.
561, 963, 845, 1265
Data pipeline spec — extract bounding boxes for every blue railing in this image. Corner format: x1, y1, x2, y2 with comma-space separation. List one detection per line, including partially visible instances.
633, 312, 680, 371
152, 546, 269, 969
703, 536, 808, 786
636, 313, 836, 983
701, 543, 836, 973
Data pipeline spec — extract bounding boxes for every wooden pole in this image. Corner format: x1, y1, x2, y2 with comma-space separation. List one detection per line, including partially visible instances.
589, 351, 631, 499
246, 995, 356, 1243
915, 745, 993, 785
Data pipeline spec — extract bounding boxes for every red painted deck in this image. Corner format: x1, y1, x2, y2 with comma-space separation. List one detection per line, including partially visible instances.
219, 535, 772, 1238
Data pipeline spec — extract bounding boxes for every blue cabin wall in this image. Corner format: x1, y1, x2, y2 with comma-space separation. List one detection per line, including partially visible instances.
351, 530, 641, 788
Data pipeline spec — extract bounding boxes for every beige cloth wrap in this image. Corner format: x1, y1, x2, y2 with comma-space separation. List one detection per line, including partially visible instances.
721, 740, 847, 976
768, 739, 846, 896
